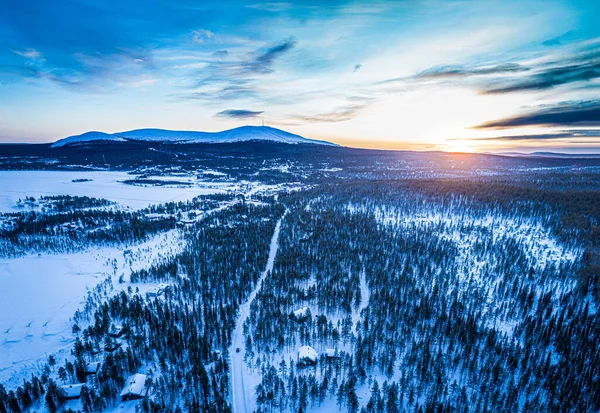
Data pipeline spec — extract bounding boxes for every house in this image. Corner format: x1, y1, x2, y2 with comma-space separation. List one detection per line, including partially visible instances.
104, 341, 121, 352
85, 361, 101, 375
297, 345, 318, 366
148, 283, 168, 298
325, 348, 340, 359
147, 287, 163, 298
290, 307, 311, 323
61, 383, 84, 400
177, 219, 196, 229
120, 373, 148, 401
109, 324, 125, 338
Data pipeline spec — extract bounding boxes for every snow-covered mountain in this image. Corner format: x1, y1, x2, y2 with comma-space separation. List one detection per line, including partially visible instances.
51, 126, 337, 147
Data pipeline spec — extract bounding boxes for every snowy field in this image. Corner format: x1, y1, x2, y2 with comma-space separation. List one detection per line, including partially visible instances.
0, 171, 297, 391
0, 224, 184, 387
0, 171, 302, 212
0, 171, 226, 212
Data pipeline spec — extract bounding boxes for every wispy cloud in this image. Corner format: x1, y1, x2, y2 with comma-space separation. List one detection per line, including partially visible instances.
244, 37, 297, 74
453, 130, 600, 141
192, 29, 215, 44
215, 109, 264, 118
281, 97, 374, 124
473, 100, 600, 129
482, 51, 600, 94
12, 48, 43, 60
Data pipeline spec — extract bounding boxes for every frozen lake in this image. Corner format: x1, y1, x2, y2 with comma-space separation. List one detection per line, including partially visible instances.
0, 170, 226, 212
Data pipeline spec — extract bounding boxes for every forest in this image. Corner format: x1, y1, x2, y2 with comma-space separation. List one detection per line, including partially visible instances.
0, 171, 598, 413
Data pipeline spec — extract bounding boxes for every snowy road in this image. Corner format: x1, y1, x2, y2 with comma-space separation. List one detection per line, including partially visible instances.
353, 268, 370, 333
230, 213, 286, 413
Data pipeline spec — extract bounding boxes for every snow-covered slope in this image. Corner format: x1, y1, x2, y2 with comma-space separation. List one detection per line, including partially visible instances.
52, 131, 127, 147
52, 126, 337, 147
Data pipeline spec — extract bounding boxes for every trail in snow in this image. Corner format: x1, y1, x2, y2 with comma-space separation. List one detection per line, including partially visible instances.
353, 268, 370, 332
230, 213, 286, 413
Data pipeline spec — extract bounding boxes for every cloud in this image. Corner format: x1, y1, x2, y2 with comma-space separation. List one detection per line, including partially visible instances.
0, 0, 224, 90
416, 63, 527, 80
212, 50, 229, 57
379, 62, 528, 85
215, 109, 264, 118
244, 37, 297, 74
174, 85, 258, 102
174, 37, 298, 103
473, 101, 600, 129
245, 3, 294, 12
454, 130, 600, 141
282, 98, 373, 124
378, 43, 600, 96
192, 29, 215, 44
481, 49, 600, 94
542, 30, 578, 47
12, 48, 43, 60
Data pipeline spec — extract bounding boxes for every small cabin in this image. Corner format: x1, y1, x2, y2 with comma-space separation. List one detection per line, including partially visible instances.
104, 342, 121, 352
177, 219, 196, 229
148, 283, 168, 298
290, 307, 311, 323
325, 348, 340, 359
120, 373, 148, 401
297, 345, 318, 366
85, 361, 101, 375
147, 287, 164, 298
109, 325, 125, 338
61, 383, 84, 400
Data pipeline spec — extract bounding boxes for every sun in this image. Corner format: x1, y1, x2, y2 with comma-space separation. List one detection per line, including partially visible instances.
445, 139, 475, 153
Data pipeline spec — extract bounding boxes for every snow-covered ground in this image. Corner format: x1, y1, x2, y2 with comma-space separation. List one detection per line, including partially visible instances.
0, 171, 305, 213
348, 203, 581, 271
230, 213, 286, 413
0, 229, 184, 387
0, 171, 228, 212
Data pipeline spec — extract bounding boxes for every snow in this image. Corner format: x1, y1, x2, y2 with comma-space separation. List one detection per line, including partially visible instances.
51, 131, 126, 147
230, 213, 286, 413
85, 361, 100, 374
61, 383, 84, 398
348, 203, 581, 271
325, 348, 339, 358
353, 269, 369, 333
52, 126, 337, 147
292, 307, 310, 319
0, 171, 227, 212
119, 373, 148, 398
297, 345, 318, 364
0, 253, 104, 383
0, 229, 184, 386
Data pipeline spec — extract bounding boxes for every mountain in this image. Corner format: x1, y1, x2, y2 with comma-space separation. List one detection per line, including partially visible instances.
51, 126, 337, 147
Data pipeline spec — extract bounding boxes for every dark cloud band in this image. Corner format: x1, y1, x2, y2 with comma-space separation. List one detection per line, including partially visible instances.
474, 101, 600, 129
215, 109, 264, 119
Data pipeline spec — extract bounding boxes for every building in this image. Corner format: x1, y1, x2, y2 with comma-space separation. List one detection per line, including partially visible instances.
85, 361, 101, 375
177, 218, 196, 229
297, 345, 318, 366
120, 373, 148, 401
290, 307, 311, 322
109, 324, 125, 338
61, 383, 84, 400
325, 348, 340, 359
147, 283, 168, 298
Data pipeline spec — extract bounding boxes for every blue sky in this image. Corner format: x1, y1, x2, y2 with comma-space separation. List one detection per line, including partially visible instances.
1, 0, 599, 152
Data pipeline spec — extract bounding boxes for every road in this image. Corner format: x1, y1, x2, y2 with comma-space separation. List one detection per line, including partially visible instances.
230, 213, 285, 413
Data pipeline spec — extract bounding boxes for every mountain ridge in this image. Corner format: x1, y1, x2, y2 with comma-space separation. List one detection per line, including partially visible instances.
51, 126, 337, 148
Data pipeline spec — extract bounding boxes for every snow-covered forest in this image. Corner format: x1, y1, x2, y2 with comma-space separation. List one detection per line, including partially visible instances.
0, 165, 599, 413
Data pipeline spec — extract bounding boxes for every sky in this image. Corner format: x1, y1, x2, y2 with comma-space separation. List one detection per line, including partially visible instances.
1, 0, 599, 153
